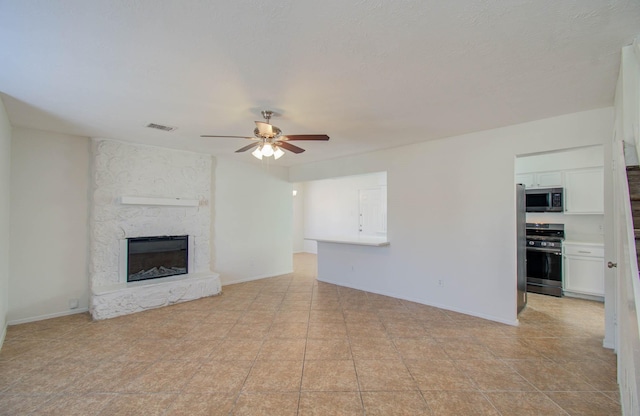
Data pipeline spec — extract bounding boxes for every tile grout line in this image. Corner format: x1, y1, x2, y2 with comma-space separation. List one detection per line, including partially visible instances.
295, 279, 313, 416
214, 287, 265, 416
376, 296, 434, 415
344, 292, 367, 415
486, 338, 574, 415
233, 286, 283, 409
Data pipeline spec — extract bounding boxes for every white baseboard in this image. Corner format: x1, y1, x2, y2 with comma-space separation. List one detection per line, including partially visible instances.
563, 291, 604, 302
221, 269, 294, 286
0, 323, 6, 350
7, 307, 89, 326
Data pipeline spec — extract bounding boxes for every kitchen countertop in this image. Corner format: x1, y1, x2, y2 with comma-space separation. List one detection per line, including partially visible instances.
563, 240, 604, 246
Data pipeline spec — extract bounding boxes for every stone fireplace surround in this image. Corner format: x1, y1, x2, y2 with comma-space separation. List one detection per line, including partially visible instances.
89, 140, 220, 320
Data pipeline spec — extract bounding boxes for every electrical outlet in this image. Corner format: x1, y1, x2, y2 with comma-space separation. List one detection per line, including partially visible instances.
68, 298, 79, 309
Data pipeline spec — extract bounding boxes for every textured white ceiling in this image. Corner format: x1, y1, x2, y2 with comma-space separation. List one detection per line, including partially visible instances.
1, 0, 638, 166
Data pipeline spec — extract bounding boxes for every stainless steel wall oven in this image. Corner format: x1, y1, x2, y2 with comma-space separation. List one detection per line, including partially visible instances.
526, 223, 564, 297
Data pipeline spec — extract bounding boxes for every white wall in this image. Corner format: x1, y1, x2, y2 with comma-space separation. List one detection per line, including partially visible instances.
292, 183, 305, 253
9, 128, 90, 323
214, 158, 293, 285
298, 172, 387, 254
290, 108, 613, 325
0, 97, 12, 342
516, 145, 603, 172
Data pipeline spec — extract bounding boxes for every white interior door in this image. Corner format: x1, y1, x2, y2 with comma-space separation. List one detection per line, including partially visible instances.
359, 187, 386, 236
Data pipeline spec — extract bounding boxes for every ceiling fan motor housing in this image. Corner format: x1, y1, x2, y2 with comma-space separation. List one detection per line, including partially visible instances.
254, 125, 281, 140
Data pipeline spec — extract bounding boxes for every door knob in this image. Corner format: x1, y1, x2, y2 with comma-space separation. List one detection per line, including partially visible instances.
607, 261, 617, 268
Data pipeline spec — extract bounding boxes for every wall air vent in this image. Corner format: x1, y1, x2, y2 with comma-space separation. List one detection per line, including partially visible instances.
146, 123, 177, 132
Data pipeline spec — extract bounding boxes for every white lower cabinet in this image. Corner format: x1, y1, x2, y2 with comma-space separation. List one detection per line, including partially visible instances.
563, 243, 604, 298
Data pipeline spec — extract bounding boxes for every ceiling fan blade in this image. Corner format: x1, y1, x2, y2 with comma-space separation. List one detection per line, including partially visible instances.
235, 142, 261, 153
255, 121, 274, 136
281, 134, 330, 141
277, 141, 305, 154
201, 135, 253, 139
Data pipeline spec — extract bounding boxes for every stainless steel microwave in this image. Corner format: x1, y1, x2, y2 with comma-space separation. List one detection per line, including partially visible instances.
524, 187, 563, 212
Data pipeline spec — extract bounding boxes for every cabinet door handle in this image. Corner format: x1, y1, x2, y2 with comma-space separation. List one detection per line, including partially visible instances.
607, 261, 617, 268
578, 250, 591, 254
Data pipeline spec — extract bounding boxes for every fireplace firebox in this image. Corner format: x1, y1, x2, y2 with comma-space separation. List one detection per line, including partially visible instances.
127, 235, 188, 282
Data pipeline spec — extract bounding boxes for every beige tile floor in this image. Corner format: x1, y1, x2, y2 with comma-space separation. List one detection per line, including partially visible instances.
0, 253, 620, 415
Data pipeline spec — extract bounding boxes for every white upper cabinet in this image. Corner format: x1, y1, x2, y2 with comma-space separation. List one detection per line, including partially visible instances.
563, 167, 604, 214
536, 171, 563, 188
516, 171, 562, 189
515, 173, 535, 188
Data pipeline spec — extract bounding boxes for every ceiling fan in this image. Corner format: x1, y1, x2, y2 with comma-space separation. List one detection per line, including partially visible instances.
201, 110, 330, 160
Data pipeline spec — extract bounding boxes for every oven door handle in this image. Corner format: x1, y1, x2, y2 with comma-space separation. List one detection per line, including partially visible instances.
545, 255, 550, 278
527, 247, 562, 254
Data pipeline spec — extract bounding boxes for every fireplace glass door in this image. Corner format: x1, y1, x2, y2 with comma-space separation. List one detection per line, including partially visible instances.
127, 235, 188, 282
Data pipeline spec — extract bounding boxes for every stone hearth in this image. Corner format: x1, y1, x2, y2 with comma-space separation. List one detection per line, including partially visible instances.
91, 271, 220, 320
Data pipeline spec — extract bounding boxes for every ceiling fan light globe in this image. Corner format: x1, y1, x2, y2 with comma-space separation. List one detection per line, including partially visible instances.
261, 144, 274, 157
273, 147, 284, 159
252, 147, 263, 160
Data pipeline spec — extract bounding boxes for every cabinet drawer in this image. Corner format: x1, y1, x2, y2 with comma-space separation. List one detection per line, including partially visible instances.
564, 244, 604, 257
